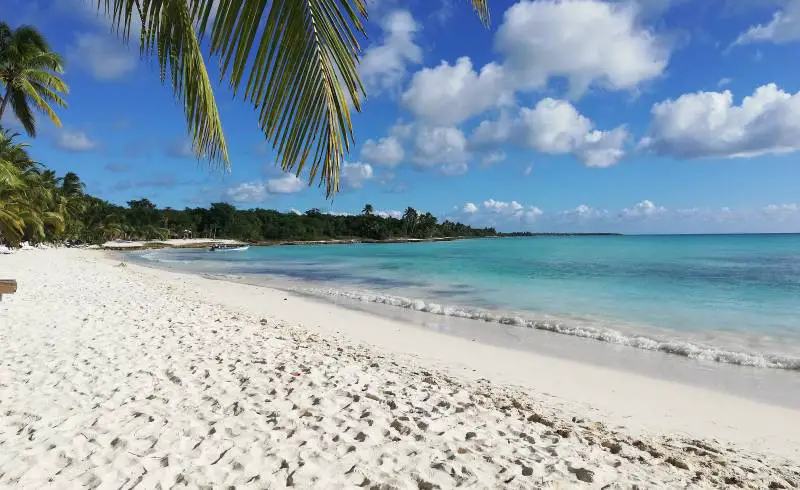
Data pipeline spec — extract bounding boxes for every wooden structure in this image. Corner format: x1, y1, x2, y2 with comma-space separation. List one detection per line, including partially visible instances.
0, 280, 17, 301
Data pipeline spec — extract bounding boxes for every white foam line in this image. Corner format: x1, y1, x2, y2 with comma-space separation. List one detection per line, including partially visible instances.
307, 288, 800, 371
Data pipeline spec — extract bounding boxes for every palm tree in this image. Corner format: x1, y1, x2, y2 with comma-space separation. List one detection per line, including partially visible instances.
0, 130, 67, 245
0, 23, 69, 137
362, 203, 373, 216
95, 0, 490, 196
402, 206, 418, 236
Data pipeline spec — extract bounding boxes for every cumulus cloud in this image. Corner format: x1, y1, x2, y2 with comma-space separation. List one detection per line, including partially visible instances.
472, 98, 628, 167
341, 162, 375, 189
461, 198, 543, 226
640, 83, 800, 158
412, 125, 470, 167
375, 209, 404, 219
225, 174, 305, 204
401, 0, 668, 124
360, 10, 422, 93
496, 0, 668, 97
360, 136, 404, 167
67, 32, 136, 80
401, 57, 512, 125
225, 181, 268, 204
55, 129, 97, 152
620, 199, 667, 217
456, 198, 800, 233
267, 174, 305, 194
736, 0, 800, 44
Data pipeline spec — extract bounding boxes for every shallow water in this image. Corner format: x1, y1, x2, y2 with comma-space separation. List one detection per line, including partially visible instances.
130, 235, 800, 372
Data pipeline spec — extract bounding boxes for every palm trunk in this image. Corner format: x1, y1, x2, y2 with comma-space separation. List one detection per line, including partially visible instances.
0, 89, 9, 122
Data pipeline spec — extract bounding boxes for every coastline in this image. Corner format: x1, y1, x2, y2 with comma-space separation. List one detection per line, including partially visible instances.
1, 249, 798, 488
98, 233, 624, 251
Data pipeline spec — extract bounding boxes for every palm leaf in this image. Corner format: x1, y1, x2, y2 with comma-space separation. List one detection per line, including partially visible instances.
101, 0, 229, 168
97, 0, 491, 196
9, 89, 37, 136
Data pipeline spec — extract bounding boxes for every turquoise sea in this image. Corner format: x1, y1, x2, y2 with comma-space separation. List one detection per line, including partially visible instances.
132, 234, 800, 371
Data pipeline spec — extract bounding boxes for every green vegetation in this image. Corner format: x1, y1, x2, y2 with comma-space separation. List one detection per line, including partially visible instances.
78, 200, 497, 244
0, 19, 497, 247
94, 0, 491, 196
0, 132, 494, 246
0, 22, 68, 137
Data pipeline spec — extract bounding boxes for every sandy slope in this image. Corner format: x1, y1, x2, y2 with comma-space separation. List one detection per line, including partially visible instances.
0, 249, 798, 489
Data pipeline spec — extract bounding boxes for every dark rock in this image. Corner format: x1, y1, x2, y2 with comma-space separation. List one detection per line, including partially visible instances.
521, 466, 533, 477
569, 467, 595, 483
602, 441, 623, 454
527, 413, 554, 427
465, 432, 477, 441
665, 456, 689, 470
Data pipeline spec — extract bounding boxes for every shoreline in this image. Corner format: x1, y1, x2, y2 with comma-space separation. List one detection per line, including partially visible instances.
2, 249, 798, 487
98, 233, 628, 251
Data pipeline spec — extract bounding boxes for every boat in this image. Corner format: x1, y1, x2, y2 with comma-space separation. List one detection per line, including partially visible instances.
208, 244, 249, 252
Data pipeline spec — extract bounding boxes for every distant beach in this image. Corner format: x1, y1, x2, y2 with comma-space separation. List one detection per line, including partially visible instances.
1, 248, 799, 488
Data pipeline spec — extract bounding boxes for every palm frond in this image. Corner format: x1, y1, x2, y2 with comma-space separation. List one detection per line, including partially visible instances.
9, 89, 37, 136
97, 0, 491, 197
102, 0, 229, 168
469, 0, 490, 25
204, 0, 367, 196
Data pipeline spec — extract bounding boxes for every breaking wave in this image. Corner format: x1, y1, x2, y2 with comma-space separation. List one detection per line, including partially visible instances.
306, 288, 800, 372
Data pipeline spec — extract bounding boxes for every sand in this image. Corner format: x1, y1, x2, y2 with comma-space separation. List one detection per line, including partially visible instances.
0, 249, 798, 488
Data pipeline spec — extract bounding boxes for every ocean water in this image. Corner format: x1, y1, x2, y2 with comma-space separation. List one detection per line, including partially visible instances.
131, 235, 800, 371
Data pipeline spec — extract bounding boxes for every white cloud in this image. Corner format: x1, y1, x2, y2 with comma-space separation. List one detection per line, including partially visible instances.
641, 83, 800, 158
360, 136, 404, 167
225, 181, 268, 204
620, 199, 667, 217
461, 198, 543, 225
456, 198, 800, 233
375, 209, 403, 219
401, 57, 512, 125
412, 125, 470, 166
360, 10, 422, 93
267, 174, 306, 194
736, 0, 800, 44
472, 98, 628, 167
55, 129, 97, 152
67, 32, 136, 80
524, 165, 533, 176
341, 162, 374, 189
718, 77, 732, 87
289, 208, 303, 215
401, 0, 668, 124
495, 0, 668, 97
225, 174, 305, 203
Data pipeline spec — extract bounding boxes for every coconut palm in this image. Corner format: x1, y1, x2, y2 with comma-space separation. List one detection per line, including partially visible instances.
362, 203, 374, 216
95, 0, 490, 196
0, 130, 66, 245
0, 23, 69, 137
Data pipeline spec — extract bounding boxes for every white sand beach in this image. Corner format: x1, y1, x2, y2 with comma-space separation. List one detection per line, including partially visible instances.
1, 249, 799, 488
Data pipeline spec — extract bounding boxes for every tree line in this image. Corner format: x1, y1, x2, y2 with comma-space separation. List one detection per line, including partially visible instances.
0, 131, 496, 246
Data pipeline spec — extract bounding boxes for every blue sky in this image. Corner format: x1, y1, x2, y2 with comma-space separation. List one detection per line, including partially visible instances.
5, 0, 800, 233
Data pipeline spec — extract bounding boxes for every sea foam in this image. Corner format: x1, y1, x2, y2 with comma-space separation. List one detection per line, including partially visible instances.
306, 287, 800, 371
